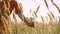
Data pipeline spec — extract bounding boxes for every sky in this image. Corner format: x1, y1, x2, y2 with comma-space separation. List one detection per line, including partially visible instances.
10, 0, 60, 23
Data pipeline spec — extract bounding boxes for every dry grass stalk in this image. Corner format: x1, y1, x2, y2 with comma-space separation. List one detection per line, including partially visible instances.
48, 12, 55, 25
13, 8, 17, 23
51, 0, 60, 13
16, 3, 36, 28
44, 0, 57, 24
29, 5, 40, 28
41, 16, 45, 24
44, 0, 49, 9
34, 5, 40, 18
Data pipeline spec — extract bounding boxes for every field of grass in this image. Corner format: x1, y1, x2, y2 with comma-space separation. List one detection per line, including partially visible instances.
11, 22, 60, 34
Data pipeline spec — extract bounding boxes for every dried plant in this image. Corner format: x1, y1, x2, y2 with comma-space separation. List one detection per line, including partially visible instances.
48, 12, 55, 25
44, 0, 49, 9
29, 5, 40, 28
51, 0, 60, 13
13, 8, 17, 23
34, 5, 40, 18
44, 0, 58, 24
0, 1, 11, 34
41, 16, 44, 24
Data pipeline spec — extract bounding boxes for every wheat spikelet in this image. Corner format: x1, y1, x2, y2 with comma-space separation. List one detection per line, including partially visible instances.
0, 11, 11, 34
16, 3, 24, 21
0, 13, 10, 34
0, 16, 10, 34
48, 12, 55, 25
0, 0, 11, 34
51, 0, 60, 23
44, 0, 59, 24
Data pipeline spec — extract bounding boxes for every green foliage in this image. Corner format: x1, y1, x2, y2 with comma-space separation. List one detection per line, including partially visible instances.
26, 17, 34, 22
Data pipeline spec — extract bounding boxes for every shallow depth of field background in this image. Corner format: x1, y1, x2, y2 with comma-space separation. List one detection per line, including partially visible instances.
10, 0, 60, 34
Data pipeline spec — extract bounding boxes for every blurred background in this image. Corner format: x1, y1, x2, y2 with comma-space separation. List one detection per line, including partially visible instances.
10, 0, 60, 34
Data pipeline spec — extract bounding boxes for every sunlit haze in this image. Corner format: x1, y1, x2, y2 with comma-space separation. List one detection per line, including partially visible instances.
10, 0, 60, 23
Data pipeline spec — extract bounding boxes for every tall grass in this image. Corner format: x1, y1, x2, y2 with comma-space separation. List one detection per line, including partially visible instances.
11, 1, 60, 34
11, 21, 60, 34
